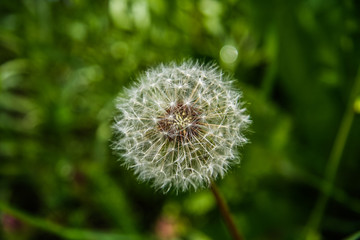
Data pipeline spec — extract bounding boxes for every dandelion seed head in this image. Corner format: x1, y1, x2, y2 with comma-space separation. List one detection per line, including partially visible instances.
113, 60, 251, 192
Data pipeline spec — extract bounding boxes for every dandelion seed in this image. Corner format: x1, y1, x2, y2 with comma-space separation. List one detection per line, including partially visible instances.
113, 60, 251, 192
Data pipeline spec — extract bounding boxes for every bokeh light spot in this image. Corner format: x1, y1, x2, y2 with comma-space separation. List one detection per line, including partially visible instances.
354, 96, 360, 113
220, 45, 238, 64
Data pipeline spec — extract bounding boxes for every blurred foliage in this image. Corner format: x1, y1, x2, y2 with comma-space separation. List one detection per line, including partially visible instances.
1, 0, 360, 239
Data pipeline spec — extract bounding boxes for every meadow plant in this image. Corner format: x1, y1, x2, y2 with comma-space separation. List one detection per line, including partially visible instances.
113, 60, 250, 192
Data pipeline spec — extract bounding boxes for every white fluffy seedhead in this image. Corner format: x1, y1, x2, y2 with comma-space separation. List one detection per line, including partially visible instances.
113, 60, 250, 193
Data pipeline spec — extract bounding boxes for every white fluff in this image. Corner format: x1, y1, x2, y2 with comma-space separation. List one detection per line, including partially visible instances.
113, 60, 251, 192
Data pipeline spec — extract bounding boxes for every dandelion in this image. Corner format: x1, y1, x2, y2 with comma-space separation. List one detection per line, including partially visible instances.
113, 60, 250, 192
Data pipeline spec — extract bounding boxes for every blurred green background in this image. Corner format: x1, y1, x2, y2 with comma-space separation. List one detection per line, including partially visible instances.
1, 0, 360, 239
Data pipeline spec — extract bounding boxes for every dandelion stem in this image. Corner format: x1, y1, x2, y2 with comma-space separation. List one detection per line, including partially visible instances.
304, 66, 360, 238
210, 181, 244, 240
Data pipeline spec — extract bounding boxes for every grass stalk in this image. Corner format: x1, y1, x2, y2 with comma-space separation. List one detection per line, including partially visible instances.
304, 66, 360, 238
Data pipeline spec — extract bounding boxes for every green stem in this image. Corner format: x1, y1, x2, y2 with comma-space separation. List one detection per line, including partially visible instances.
344, 230, 360, 240
0, 201, 140, 240
304, 66, 360, 238
210, 181, 244, 240
261, 26, 278, 100
288, 164, 360, 214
